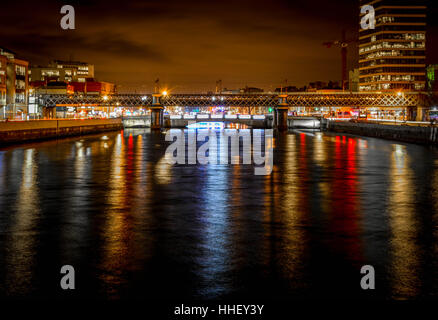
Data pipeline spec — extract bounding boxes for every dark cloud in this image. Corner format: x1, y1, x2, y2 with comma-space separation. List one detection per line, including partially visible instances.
0, 0, 436, 92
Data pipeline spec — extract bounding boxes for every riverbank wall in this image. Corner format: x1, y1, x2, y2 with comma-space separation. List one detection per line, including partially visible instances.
0, 119, 122, 145
327, 121, 438, 145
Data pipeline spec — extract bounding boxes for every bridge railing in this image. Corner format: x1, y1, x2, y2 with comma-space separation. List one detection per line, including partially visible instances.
38, 92, 430, 108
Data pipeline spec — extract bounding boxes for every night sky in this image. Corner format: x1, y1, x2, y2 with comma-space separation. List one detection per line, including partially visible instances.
1, 0, 437, 93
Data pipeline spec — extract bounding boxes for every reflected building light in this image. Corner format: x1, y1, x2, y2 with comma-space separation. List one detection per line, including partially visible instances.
315, 132, 323, 141
388, 144, 419, 298
195, 162, 231, 297
393, 144, 406, 169
314, 133, 326, 164
155, 155, 172, 185
359, 139, 368, 149
7, 148, 40, 295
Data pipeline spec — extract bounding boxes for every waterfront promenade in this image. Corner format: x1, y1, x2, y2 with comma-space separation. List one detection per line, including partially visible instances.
0, 119, 122, 145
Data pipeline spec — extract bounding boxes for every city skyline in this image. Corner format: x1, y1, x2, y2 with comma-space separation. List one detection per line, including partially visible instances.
1, 0, 436, 92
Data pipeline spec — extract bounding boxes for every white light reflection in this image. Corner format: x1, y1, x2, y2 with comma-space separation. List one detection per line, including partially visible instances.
197, 137, 231, 298
388, 143, 419, 299
7, 149, 40, 295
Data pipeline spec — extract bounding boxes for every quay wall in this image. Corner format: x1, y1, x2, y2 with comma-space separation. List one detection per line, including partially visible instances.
327, 121, 438, 145
0, 119, 122, 145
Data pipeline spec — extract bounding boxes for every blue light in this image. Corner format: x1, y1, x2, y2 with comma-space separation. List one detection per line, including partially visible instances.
186, 122, 225, 129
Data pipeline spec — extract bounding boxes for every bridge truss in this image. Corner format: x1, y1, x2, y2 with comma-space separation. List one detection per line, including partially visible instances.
39, 92, 428, 109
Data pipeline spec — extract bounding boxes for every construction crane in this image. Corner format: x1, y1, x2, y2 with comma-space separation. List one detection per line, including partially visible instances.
323, 30, 356, 91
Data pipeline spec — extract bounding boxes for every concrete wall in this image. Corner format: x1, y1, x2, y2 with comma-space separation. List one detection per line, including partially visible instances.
327, 121, 438, 144
122, 117, 151, 128
288, 117, 322, 129
0, 118, 122, 145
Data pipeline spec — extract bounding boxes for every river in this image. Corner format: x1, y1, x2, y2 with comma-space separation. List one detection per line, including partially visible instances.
0, 128, 438, 300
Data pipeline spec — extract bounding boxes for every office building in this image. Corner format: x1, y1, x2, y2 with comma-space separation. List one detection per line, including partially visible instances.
359, 0, 427, 91
0, 47, 29, 119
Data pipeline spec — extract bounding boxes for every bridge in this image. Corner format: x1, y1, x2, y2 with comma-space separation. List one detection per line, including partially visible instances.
38, 92, 430, 130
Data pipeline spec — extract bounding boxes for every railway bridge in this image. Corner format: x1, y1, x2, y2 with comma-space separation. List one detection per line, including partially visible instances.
39, 92, 430, 130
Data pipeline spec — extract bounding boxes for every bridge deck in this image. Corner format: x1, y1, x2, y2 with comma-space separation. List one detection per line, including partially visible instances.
39, 92, 428, 108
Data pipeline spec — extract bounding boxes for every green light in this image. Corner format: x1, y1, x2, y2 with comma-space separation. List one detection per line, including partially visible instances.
427, 66, 436, 82
268, 107, 273, 113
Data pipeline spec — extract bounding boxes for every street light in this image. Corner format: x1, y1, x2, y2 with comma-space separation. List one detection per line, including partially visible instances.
162, 91, 168, 96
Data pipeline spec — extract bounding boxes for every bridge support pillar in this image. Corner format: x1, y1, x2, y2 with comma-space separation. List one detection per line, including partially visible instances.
275, 94, 289, 131
406, 106, 416, 121
150, 93, 164, 129
150, 106, 163, 129
416, 106, 425, 122
415, 96, 428, 122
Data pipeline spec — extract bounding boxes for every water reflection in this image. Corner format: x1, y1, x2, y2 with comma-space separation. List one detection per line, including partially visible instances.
0, 129, 437, 299
6, 148, 40, 295
388, 144, 419, 299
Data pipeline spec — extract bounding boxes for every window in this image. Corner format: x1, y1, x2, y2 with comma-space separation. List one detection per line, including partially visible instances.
15, 65, 26, 76
15, 93, 25, 103
15, 79, 25, 89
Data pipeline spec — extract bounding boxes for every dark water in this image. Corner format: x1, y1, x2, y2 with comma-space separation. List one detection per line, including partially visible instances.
1, 128, 438, 300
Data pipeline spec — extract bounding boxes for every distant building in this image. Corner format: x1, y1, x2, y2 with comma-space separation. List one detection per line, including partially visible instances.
359, 0, 427, 91
30, 59, 116, 96
32, 79, 116, 96
307, 81, 341, 92
0, 54, 6, 110
307, 81, 326, 92
221, 88, 241, 94
274, 86, 301, 93
30, 60, 94, 83
34, 81, 74, 95
349, 69, 360, 92
69, 80, 116, 95
240, 86, 264, 93
0, 47, 29, 119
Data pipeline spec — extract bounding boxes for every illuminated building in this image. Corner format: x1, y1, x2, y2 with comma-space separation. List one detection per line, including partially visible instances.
30, 60, 115, 96
30, 60, 94, 83
0, 47, 29, 119
0, 54, 6, 112
359, 0, 427, 92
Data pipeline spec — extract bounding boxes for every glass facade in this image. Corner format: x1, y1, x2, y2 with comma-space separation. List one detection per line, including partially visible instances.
359, 0, 426, 92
